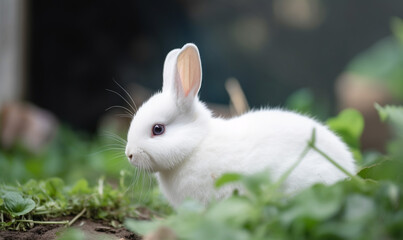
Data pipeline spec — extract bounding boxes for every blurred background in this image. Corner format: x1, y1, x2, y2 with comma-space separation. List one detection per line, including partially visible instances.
1, 0, 403, 184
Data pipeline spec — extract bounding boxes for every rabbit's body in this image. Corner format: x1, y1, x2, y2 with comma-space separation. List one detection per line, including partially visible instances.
156, 104, 355, 206
126, 43, 356, 207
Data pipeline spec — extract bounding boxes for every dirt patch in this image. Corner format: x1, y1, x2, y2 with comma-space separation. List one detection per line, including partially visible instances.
0, 218, 141, 240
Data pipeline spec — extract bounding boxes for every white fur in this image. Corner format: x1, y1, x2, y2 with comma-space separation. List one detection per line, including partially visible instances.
126, 43, 356, 207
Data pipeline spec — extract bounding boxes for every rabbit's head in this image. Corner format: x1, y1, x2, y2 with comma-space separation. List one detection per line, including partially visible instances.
126, 44, 211, 172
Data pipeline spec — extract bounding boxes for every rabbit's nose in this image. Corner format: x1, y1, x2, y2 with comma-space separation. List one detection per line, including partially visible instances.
125, 147, 133, 162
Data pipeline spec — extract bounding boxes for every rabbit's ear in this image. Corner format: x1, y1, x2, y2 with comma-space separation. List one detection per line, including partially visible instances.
162, 44, 202, 106
163, 48, 181, 93
176, 44, 202, 98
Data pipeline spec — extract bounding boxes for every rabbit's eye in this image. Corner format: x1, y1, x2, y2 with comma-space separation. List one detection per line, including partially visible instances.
152, 124, 165, 136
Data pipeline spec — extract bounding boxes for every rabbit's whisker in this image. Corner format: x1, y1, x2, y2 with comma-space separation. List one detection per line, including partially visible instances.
116, 114, 133, 119
105, 105, 134, 116
101, 132, 127, 144
101, 143, 126, 149
113, 80, 138, 112
106, 88, 136, 114
90, 147, 125, 156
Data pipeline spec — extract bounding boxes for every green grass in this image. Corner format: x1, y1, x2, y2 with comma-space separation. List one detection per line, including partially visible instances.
0, 172, 172, 232
0, 127, 133, 185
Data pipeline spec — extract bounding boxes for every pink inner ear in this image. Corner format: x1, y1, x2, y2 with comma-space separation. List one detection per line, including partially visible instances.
177, 47, 201, 97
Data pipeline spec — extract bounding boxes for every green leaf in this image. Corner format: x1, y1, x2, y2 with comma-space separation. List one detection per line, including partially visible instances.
215, 173, 243, 188
316, 194, 376, 240
182, 220, 250, 240
358, 159, 403, 183
375, 103, 389, 122
375, 104, 403, 138
322, 194, 376, 239
327, 109, 364, 161
206, 197, 258, 227
175, 200, 205, 216
2, 192, 36, 216
241, 171, 272, 196
44, 178, 65, 198
70, 179, 91, 194
344, 194, 376, 222
125, 219, 162, 236
280, 183, 344, 225
327, 109, 364, 147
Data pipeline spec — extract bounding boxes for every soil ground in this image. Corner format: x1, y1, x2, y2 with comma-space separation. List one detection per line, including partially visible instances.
0, 218, 140, 240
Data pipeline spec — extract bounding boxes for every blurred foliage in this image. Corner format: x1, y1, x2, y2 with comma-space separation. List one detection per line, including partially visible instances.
375, 104, 403, 159
346, 17, 403, 100
327, 109, 364, 164
126, 105, 403, 240
127, 180, 402, 240
0, 127, 131, 184
285, 88, 330, 120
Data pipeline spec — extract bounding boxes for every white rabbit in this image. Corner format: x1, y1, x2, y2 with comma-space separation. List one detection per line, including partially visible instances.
125, 43, 356, 207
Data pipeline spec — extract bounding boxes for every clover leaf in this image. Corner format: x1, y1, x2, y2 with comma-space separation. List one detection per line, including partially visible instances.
2, 192, 36, 217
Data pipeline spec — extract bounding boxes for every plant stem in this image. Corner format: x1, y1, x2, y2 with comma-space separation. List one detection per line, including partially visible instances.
273, 145, 311, 189
309, 145, 353, 178
273, 128, 366, 191
15, 219, 69, 225
68, 208, 86, 227
309, 144, 365, 185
